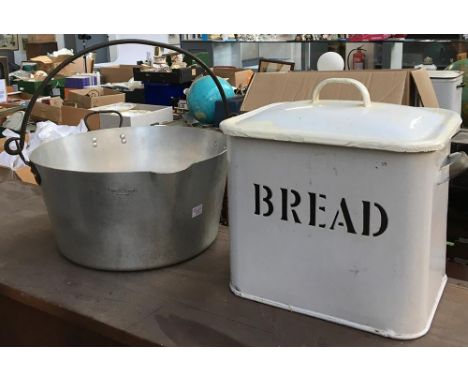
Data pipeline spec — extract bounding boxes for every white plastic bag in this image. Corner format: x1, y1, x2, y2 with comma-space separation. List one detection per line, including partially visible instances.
28, 120, 87, 155
0, 120, 87, 170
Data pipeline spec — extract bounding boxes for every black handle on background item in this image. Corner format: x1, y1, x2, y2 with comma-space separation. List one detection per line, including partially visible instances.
84, 110, 123, 131
4, 38, 231, 165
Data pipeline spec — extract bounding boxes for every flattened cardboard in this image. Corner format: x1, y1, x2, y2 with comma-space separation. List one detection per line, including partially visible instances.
66, 88, 125, 109
15, 167, 37, 185
411, 69, 440, 108
241, 69, 439, 112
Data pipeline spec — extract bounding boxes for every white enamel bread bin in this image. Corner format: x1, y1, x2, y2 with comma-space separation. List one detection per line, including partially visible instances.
221, 78, 466, 339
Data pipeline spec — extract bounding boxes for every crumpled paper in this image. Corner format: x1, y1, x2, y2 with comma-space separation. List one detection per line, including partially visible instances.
0, 120, 87, 170
48, 48, 74, 57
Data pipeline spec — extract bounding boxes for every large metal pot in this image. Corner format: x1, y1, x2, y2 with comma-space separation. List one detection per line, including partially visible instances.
31, 125, 227, 270
5, 39, 231, 270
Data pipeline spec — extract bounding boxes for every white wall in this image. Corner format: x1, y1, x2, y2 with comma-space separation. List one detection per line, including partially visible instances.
13, 36, 26, 64
105, 34, 170, 65
55, 34, 65, 50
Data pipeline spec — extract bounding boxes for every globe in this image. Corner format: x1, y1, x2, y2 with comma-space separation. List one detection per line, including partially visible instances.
187, 76, 235, 124
317, 52, 345, 71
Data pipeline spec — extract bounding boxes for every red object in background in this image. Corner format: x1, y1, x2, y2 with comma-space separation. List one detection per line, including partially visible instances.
348, 34, 392, 42
352, 48, 366, 70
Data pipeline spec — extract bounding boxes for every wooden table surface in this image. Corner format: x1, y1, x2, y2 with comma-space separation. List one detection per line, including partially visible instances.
1, 168, 468, 346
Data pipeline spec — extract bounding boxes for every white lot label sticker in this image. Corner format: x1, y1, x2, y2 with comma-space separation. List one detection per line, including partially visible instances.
192, 204, 203, 218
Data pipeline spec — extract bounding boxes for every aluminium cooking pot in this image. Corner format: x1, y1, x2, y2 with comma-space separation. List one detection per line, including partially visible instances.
4, 39, 230, 270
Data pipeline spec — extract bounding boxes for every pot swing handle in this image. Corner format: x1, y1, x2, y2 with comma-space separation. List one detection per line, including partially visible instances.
3, 38, 231, 186
311, 78, 372, 107
83, 110, 123, 131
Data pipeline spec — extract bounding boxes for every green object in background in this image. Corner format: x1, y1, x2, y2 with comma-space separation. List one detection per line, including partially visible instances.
183, 51, 210, 67
21, 62, 37, 73
17, 80, 41, 94
195, 52, 210, 66
447, 59, 468, 126
17, 78, 65, 97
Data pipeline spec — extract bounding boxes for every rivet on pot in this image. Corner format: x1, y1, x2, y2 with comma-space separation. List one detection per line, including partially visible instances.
121, 139, 127, 144
120, 134, 126, 139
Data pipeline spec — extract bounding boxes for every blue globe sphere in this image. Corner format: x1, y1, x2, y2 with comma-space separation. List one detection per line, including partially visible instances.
187, 76, 235, 124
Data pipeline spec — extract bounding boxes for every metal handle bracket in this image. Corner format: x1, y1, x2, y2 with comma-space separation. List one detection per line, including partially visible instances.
84, 110, 123, 131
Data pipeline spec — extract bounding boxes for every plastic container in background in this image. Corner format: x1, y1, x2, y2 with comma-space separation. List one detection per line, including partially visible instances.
448, 59, 468, 126
427, 70, 464, 115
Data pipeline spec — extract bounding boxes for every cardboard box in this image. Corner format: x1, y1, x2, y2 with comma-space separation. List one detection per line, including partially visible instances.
99, 65, 138, 83
31, 98, 63, 123
213, 66, 254, 88
28, 34, 56, 43
30, 55, 55, 72
52, 55, 94, 76
61, 105, 100, 130
66, 88, 125, 109
30, 98, 100, 130
241, 69, 439, 112
91, 103, 173, 128
31, 55, 94, 76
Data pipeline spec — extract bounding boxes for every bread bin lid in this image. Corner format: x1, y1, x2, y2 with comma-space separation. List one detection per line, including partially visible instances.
221, 78, 462, 153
